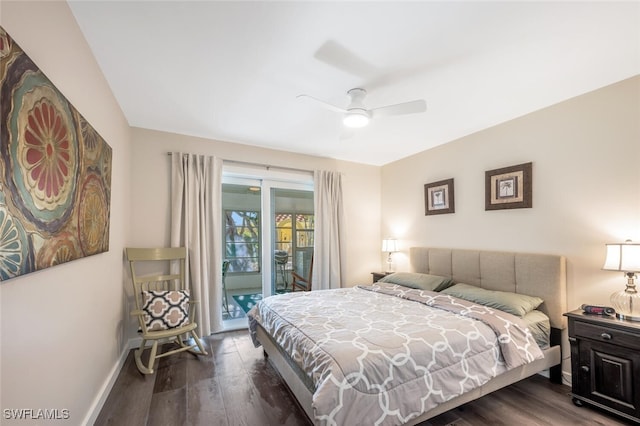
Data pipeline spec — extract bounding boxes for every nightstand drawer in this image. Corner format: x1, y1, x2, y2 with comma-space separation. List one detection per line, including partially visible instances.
574, 321, 640, 350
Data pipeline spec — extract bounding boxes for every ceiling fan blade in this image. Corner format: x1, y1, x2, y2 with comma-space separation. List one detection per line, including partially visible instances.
370, 99, 427, 118
297, 94, 347, 114
314, 40, 378, 79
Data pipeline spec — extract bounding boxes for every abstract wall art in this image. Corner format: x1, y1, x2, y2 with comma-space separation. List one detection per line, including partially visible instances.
0, 26, 112, 281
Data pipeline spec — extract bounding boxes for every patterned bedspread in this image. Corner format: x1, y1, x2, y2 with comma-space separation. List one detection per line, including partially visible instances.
248, 283, 543, 426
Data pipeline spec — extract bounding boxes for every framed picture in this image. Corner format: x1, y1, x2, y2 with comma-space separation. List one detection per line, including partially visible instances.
485, 162, 532, 210
424, 178, 455, 215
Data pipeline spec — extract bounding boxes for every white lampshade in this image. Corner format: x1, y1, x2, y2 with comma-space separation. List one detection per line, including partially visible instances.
382, 238, 397, 253
603, 241, 640, 272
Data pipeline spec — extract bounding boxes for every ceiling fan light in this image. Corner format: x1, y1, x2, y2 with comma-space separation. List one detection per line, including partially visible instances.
343, 110, 369, 128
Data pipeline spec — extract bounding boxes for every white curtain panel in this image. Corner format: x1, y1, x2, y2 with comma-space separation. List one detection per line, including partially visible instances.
170, 153, 223, 335
312, 170, 345, 290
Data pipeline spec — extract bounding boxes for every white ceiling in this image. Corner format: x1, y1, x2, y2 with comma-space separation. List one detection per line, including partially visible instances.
68, 1, 640, 166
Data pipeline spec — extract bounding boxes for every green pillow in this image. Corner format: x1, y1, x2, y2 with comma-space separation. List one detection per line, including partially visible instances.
441, 283, 543, 317
379, 272, 453, 292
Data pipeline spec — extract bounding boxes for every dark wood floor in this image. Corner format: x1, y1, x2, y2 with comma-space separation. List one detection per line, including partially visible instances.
96, 330, 635, 426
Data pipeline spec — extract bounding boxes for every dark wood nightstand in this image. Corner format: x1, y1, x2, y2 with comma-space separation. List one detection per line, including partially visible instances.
564, 310, 640, 423
371, 272, 392, 283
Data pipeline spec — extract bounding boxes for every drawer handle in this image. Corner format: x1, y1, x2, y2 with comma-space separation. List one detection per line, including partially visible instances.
581, 365, 590, 373
601, 333, 612, 340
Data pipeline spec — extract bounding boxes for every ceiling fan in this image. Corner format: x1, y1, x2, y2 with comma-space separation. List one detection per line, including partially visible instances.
297, 88, 427, 128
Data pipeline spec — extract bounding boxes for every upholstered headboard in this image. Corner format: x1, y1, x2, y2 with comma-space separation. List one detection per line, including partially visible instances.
410, 247, 567, 329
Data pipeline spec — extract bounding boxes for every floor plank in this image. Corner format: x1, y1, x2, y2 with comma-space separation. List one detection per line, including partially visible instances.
186, 377, 227, 426
94, 349, 155, 425
96, 330, 635, 426
148, 387, 187, 426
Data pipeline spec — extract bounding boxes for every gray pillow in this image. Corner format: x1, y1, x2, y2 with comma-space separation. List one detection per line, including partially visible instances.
379, 272, 453, 292
441, 283, 543, 317
523, 310, 551, 349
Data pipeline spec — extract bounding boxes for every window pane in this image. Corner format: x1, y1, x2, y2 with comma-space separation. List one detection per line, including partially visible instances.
275, 213, 292, 226
275, 242, 292, 254
276, 228, 292, 244
226, 243, 259, 258
296, 214, 314, 230
225, 211, 259, 242
228, 258, 259, 273
297, 231, 314, 248
225, 210, 260, 273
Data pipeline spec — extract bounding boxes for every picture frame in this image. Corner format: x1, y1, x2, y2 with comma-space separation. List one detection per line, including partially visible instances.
424, 178, 455, 215
485, 162, 532, 210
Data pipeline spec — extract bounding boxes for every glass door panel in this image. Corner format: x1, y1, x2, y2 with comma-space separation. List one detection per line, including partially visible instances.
272, 189, 314, 294
221, 182, 262, 327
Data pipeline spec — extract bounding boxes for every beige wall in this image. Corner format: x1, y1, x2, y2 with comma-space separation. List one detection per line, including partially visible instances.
0, 1, 131, 424
382, 75, 640, 377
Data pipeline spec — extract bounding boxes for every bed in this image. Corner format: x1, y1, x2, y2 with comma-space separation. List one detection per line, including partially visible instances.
248, 247, 567, 425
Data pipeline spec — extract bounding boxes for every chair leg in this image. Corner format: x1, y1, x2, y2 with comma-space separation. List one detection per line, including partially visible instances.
134, 339, 156, 375
187, 330, 208, 356
133, 339, 145, 374
135, 339, 158, 375
147, 340, 158, 373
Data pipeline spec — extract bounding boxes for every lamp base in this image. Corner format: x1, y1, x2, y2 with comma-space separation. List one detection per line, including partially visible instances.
610, 275, 640, 322
615, 312, 640, 322
386, 255, 394, 274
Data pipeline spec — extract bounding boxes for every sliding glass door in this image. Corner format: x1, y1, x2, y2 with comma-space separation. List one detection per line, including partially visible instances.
221, 166, 312, 328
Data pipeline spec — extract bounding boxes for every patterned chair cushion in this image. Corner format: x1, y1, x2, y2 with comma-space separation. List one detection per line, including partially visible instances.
142, 290, 190, 331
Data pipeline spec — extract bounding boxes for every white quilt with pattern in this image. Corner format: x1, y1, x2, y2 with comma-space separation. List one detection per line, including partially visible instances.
248, 283, 543, 426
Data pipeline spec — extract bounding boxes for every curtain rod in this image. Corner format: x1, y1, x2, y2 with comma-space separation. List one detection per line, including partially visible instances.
166, 152, 313, 174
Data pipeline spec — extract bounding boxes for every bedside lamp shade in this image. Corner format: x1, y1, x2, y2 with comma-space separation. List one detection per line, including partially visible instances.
603, 243, 640, 272
382, 238, 397, 273
603, 241, 640, 321
382, 238, 397, 253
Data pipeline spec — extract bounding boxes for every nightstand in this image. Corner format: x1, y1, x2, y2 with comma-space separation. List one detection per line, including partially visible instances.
564, 310, 640, 423
371, 272, 392, 283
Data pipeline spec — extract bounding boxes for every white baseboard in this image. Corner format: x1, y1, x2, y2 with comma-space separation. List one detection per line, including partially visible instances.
81, 338, 141, 426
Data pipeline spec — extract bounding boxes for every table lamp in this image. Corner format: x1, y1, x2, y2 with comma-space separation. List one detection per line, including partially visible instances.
603, 240, 640, 321
382, 238, 397, 273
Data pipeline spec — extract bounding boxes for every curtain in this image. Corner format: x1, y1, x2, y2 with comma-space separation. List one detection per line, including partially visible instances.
170, 153, 223, 335
312, 170, 345, 290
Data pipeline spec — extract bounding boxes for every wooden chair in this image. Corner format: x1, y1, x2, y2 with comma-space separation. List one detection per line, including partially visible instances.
291, 252, 313, 292
126, 247, 208, 374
